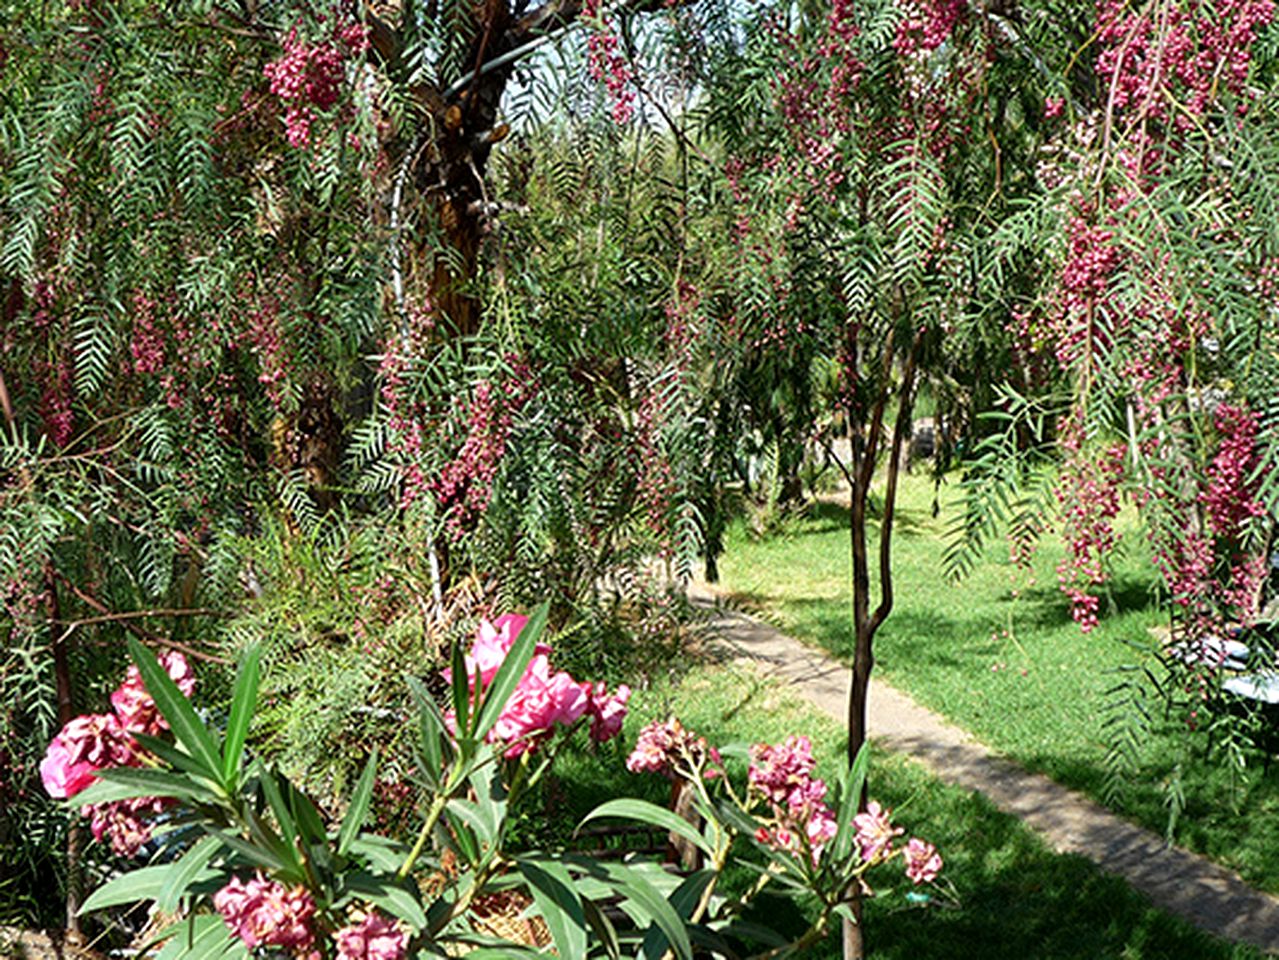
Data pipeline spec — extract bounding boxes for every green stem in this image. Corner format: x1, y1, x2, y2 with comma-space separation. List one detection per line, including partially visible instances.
398, 792, 451, 880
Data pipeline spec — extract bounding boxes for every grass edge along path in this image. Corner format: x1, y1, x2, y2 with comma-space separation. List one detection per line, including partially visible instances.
687, 582, 1279, 956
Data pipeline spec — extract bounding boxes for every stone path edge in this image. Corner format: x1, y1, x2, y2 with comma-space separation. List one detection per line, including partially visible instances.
688, 583, 1279, 955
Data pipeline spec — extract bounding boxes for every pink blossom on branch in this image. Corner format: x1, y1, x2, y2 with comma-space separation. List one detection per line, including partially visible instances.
334, 910, 409, 960
110, 650, 196, 735
852, 800, 903, 863
213, 872, 317, 954
39, 713, 135, 799
903, 836, 943, 884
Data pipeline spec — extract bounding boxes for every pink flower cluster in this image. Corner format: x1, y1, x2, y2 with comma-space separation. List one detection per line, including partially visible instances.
263, 21, 368, 148
334, 910, 409, 960
851, 800, 903, 863
903, 836, 943, 884
447, 614, 630, 758
749, 736, 837, 863
40, 651, 194, 855
213, 872, 317, 955
626, 716, 719, 779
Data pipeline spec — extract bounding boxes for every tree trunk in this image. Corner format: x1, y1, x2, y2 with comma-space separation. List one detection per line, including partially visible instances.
46, 564, 81, 940
841, 329, 924, 960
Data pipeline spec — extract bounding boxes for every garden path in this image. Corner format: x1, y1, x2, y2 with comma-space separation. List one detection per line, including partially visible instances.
688, 581, 1279, 955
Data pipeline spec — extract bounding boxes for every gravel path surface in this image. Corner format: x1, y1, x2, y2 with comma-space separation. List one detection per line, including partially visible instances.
690, 584, 1279, 954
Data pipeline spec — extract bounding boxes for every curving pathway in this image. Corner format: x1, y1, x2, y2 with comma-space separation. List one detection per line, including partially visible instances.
689, 583, 1279, 955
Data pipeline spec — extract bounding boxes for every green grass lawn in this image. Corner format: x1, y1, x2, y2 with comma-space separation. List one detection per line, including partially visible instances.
712, 473, 1279, 897
548, 660, 1265, 959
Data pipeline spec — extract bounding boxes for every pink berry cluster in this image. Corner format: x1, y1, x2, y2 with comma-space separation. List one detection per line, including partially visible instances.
1095, 0, 1274, 146
378, 301, 436, 509
37, 356, 75, 448
445, 613, 630, 758
1053, 421, 1126, 632
748, 735, 837, 864
128, 289, 165, 375
431, 361, 535, 539
1201, 404, 1265, 541
634, 387, 678, 554
1053, 215, 1122, 368
263, 20, 369, 149
892, 0, 966, 58
581, 0, 636, 123
40, 651, 194, 856
246, 298, 288, 409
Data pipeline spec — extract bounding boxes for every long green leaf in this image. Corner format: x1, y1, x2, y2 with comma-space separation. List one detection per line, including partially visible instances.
79, 865, 171, 914
580, 798, 713, 858
157, 835, 223, 913
451, 641, 472, 737
338, 748, 378, 856
222, 645, 261, 786
833, 743, 870, 862
133, 732, 222, 782
255, 761, 301, 869
342, 873, 428, 930
127, 638, 222, 781
518, 859, 589, 960
473, 603, 547, 742
74, 766, 218, 807
407, 676, 445, 786
596, 863, 693, 960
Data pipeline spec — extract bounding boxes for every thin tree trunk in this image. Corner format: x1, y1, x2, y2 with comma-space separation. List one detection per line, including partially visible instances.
47, 564, 82, 939
841, 329, 924, 960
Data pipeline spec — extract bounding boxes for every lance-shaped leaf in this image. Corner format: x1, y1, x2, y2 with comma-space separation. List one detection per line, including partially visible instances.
127, 638, 222, 782
517, 859, 589, 960
407, 676, 446, 787
342, 873, 428, 930
472, 603, 547, 743
591, 862, 693, 960
579, 798, 714, 859
79, 864, 171, 914
73, 766, 219, 807
832, 742, 870, 863
338, 748, 378, 857
221, 644, 261, 786
157, 835, 224, 913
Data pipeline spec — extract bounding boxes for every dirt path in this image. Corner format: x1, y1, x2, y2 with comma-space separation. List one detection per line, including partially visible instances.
690, 584, 1279, 955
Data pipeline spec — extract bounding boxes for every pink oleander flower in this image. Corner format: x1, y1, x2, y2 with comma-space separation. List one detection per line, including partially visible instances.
444, 613, 543, 689
903, 836, 943, 884
334, 909, 409, 960
490, 653, 590, 757
213, 872, 316, 953
84, 795, 169, 857
111, 650, 196, 735
586, 682, 630, 743
748, 735, 817, 806
852, 800, 903, 863
40, 713, 135, 799
626, 717, 718, 779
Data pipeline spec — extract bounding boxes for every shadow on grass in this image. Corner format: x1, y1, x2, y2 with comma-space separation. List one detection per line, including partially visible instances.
802, 499, 936, 539
1005, 576, 1162, 631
